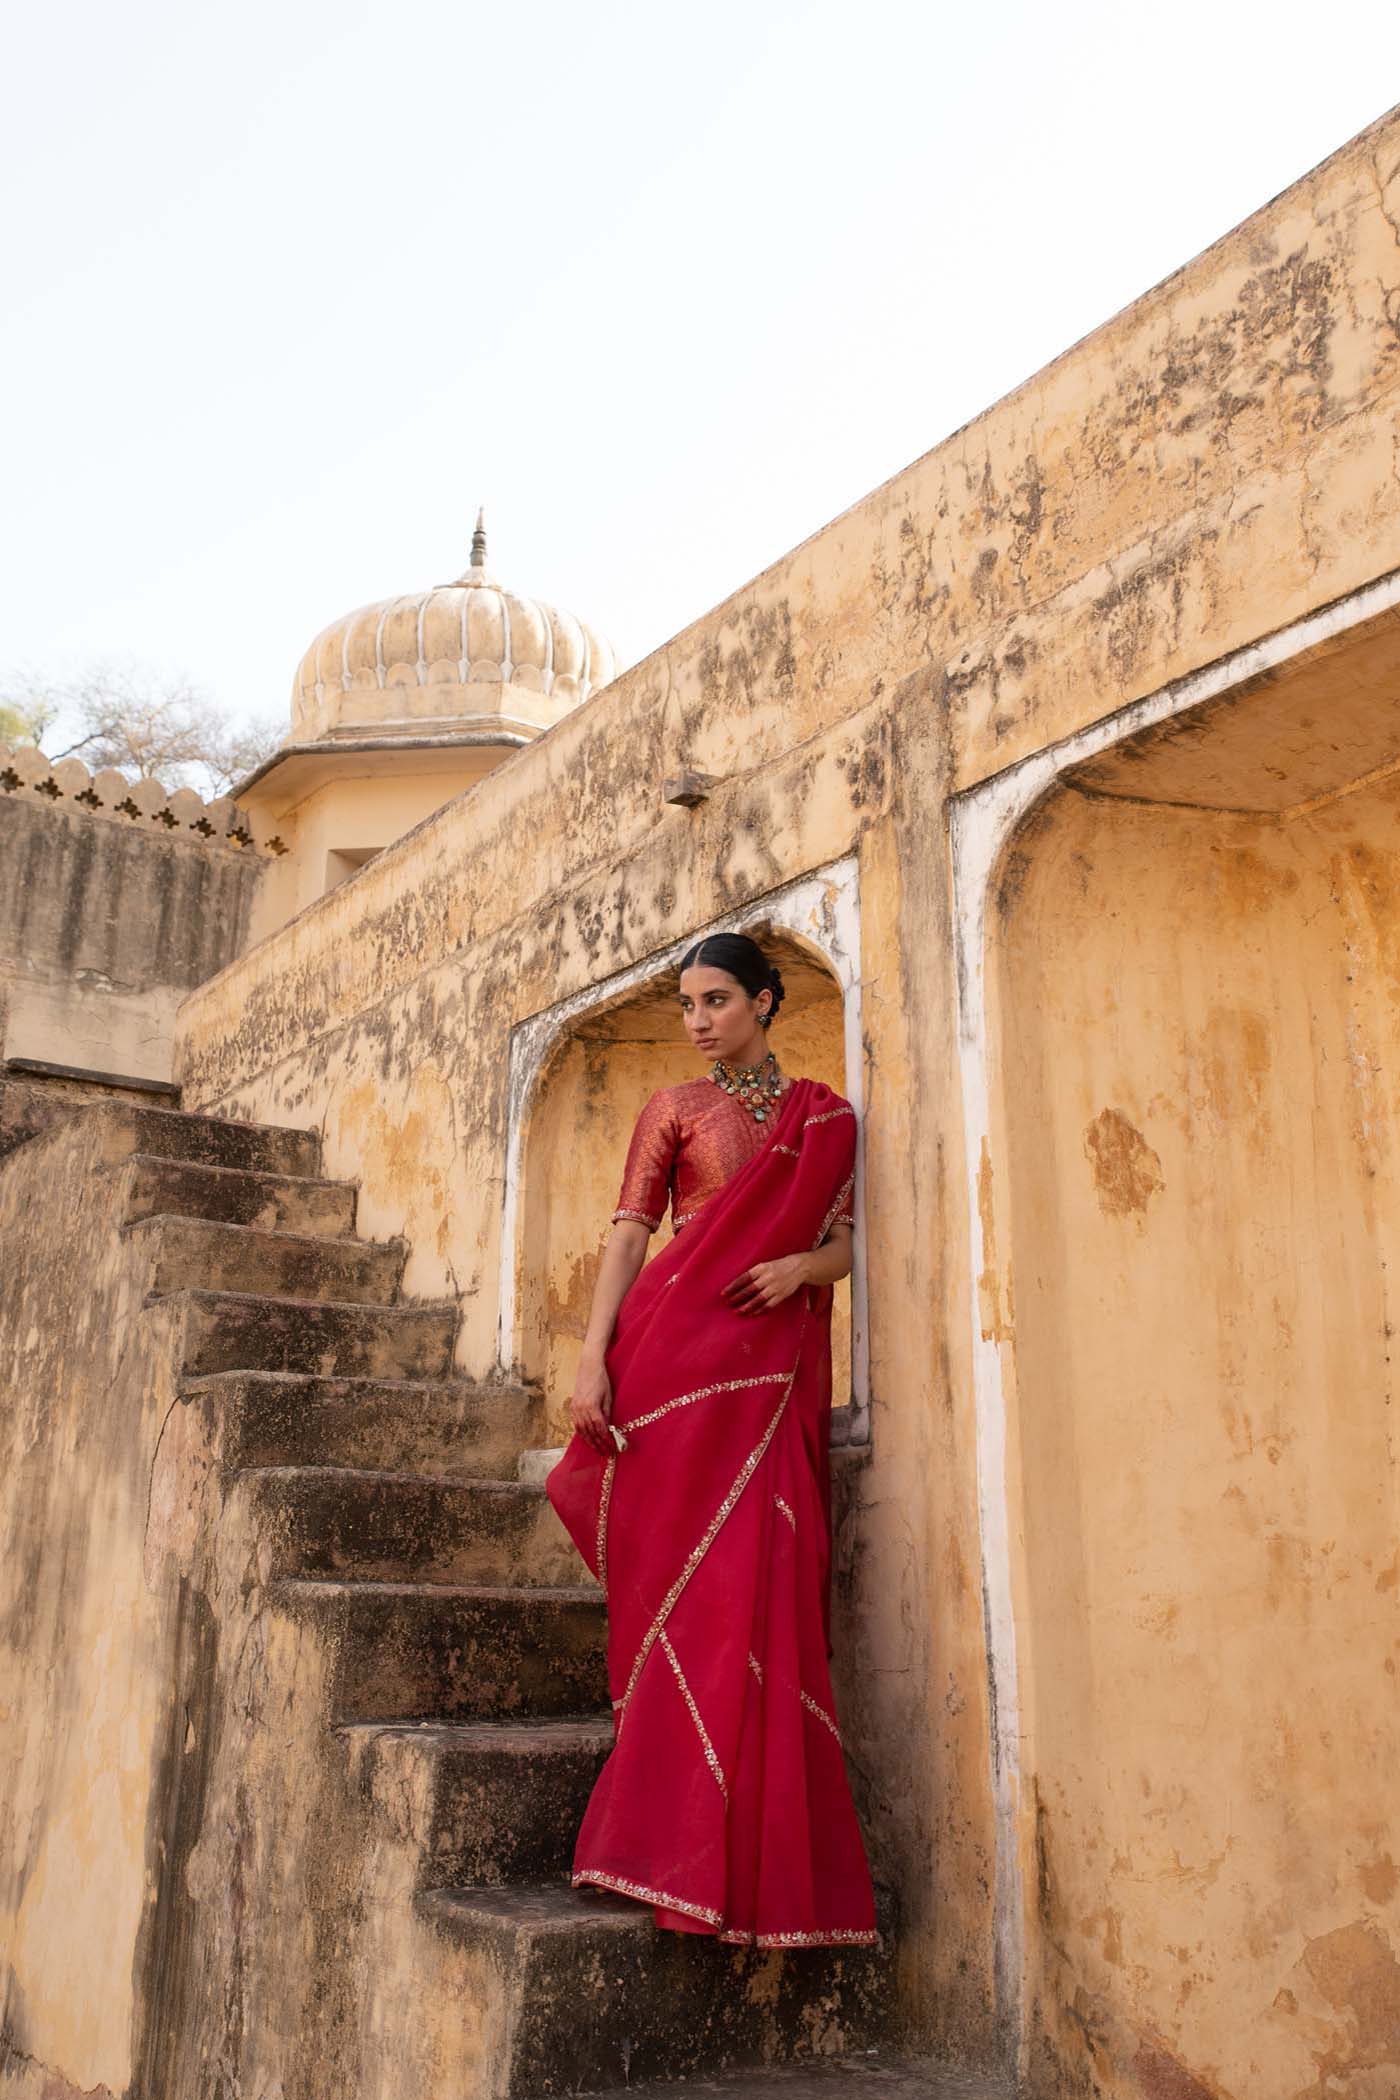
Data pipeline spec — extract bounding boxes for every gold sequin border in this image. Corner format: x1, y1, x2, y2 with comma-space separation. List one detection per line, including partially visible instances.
573, 1873, 877, 1947
719, 1924, 880, 1948
616, 1331, 805, 1727
625, 1368, 794, 1435
612, 1206, 662, 1229
595, 1455, 615, 1593
660, 1629, 728, 1800
572, 1869, 722, 1927
812, 1173, 856, 1250
801, 1688, 843, 1745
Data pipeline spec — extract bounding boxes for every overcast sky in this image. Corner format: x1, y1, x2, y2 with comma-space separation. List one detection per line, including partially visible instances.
2, 3, 1396, 741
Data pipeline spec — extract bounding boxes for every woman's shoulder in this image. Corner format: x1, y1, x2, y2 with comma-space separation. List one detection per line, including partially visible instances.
633, 1080, 706, 1124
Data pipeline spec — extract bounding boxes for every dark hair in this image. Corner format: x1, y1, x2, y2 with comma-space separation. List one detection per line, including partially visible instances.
678, 932, 786, 1029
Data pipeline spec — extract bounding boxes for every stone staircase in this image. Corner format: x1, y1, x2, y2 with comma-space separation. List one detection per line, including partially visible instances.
102, 1099, 898, 2099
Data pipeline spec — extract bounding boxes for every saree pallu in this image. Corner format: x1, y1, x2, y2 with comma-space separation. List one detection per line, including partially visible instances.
547, 1077, 877, 1947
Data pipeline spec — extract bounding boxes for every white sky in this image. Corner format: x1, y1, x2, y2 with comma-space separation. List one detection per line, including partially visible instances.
2, 2, 1396, 738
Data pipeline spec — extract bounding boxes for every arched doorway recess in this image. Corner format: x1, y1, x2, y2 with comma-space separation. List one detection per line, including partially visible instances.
498, 856, 867, 1449
952, 571, 1400, 2084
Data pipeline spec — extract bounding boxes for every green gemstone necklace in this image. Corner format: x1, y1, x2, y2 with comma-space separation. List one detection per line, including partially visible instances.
709, 1048, 784, 1125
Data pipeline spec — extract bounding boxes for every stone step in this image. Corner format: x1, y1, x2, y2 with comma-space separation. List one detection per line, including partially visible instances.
272, 1579, 608, 1722
119, 1152, 357, 1237
239, 1466, 580, 1587
174, 1290, 456, 1380
135, 1213, 404, 1305
417, 1883, 891, 2099
341, 1715, 611, 1885
101, 1102, 323, 1178
182, 1370, 541, 1480
580, 2059, 1008, 2099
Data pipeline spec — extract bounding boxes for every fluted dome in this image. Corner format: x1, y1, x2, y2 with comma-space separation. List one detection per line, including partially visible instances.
289, 516, 620, 744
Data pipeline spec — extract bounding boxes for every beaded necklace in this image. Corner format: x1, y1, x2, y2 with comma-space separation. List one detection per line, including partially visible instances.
709, 1048, 784, 1125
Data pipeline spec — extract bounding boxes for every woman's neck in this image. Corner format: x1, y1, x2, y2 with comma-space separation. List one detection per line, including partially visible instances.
717, 1033, 773, 1073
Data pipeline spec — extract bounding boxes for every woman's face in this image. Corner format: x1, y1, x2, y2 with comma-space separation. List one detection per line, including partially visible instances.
678, 964, 771, 1061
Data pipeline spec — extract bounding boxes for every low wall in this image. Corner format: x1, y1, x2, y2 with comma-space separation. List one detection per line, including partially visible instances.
0, 755, 262, 1083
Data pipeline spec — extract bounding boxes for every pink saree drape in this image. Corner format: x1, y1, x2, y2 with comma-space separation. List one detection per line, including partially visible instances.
547, 1077, 877, 1947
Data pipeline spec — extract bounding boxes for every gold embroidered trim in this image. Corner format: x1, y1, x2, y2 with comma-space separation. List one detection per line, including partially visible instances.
574, 1874, 874, 1947
626, 1369, 794, 1435
616, 1353, 802, 1726
773, 1142, 800, 1158
612, 1207, 662, 1229
801, 1688, 843, 1746
804, 1106, 855, 1128
596, 1455, 615, 1591
812, 1173, 856, 1249
572, 1870, 723, 1927
774, 1494, 796, 1531
747, 1651, 764, 1684
718, 1925, 879, 1947
660, 1630, 727, 1800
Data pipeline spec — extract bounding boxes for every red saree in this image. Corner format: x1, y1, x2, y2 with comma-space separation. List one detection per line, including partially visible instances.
547, 1077, 877, 1947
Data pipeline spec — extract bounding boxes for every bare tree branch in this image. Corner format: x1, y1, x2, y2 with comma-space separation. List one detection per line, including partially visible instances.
0, 662, 282, 797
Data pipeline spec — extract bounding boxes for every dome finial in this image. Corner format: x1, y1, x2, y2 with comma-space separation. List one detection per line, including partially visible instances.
471, 507, 488, 571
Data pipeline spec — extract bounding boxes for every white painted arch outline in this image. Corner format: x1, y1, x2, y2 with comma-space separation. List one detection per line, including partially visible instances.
497, 853, 870, 1441
950, 562, 1400, 2076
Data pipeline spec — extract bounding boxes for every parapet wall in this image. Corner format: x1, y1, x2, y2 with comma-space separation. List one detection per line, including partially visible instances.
0, 745, 266, 1085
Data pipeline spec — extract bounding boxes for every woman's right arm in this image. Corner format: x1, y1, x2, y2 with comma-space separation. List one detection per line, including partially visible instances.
568, 1220, 651, 1454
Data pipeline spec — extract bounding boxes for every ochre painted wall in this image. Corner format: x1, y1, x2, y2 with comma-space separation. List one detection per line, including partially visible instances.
243, 754, 509, 944
992, 760, 1400, 2095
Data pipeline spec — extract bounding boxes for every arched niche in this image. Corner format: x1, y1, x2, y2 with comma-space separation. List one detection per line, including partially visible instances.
956, 581, 1400, 2086
500, 859, 866, 1448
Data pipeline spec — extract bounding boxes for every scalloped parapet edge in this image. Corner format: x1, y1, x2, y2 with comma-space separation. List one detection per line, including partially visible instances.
0, 744, 286, 856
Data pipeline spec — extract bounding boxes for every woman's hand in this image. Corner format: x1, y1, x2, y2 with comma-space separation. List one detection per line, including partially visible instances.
569, 1353, 616, 1455
722, 1253, 810, 1317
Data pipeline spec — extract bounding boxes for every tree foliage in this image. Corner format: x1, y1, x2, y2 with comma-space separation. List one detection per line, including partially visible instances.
0, 664, 281, 797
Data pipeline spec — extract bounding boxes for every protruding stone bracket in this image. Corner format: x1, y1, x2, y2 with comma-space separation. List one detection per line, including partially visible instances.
662, 769, 720, 808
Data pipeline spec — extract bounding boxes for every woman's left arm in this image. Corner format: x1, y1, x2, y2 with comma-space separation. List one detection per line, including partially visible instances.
722, 1221, 853, 1315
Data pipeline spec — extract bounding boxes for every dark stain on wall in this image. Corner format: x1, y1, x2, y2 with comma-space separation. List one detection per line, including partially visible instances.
130, 1579, 221, 2100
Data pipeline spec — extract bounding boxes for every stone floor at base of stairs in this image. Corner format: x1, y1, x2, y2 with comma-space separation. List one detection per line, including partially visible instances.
563, 2054, 1010, 2099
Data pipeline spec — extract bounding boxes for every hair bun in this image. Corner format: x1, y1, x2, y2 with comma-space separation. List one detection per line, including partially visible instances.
765, 964, 786, 1023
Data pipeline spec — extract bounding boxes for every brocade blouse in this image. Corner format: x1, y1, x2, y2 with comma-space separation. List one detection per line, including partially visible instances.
612, 1077, 856, 1236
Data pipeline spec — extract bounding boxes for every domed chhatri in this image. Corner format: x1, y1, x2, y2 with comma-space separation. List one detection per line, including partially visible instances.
291, 512, 621, 743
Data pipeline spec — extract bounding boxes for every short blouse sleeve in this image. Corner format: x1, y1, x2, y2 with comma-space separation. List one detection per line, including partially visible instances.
612, 1089, 679, 1233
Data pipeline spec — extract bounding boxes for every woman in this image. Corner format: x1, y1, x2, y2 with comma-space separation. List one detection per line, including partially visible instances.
547, 932, 877, 1948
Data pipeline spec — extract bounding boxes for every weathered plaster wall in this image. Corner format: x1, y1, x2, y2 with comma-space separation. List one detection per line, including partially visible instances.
171, 110, 1400, 2081
0, 1115, 198, 2097
0, 793, 259, 1083
988, 756, 1400, 2096
242, 752, 508, 944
